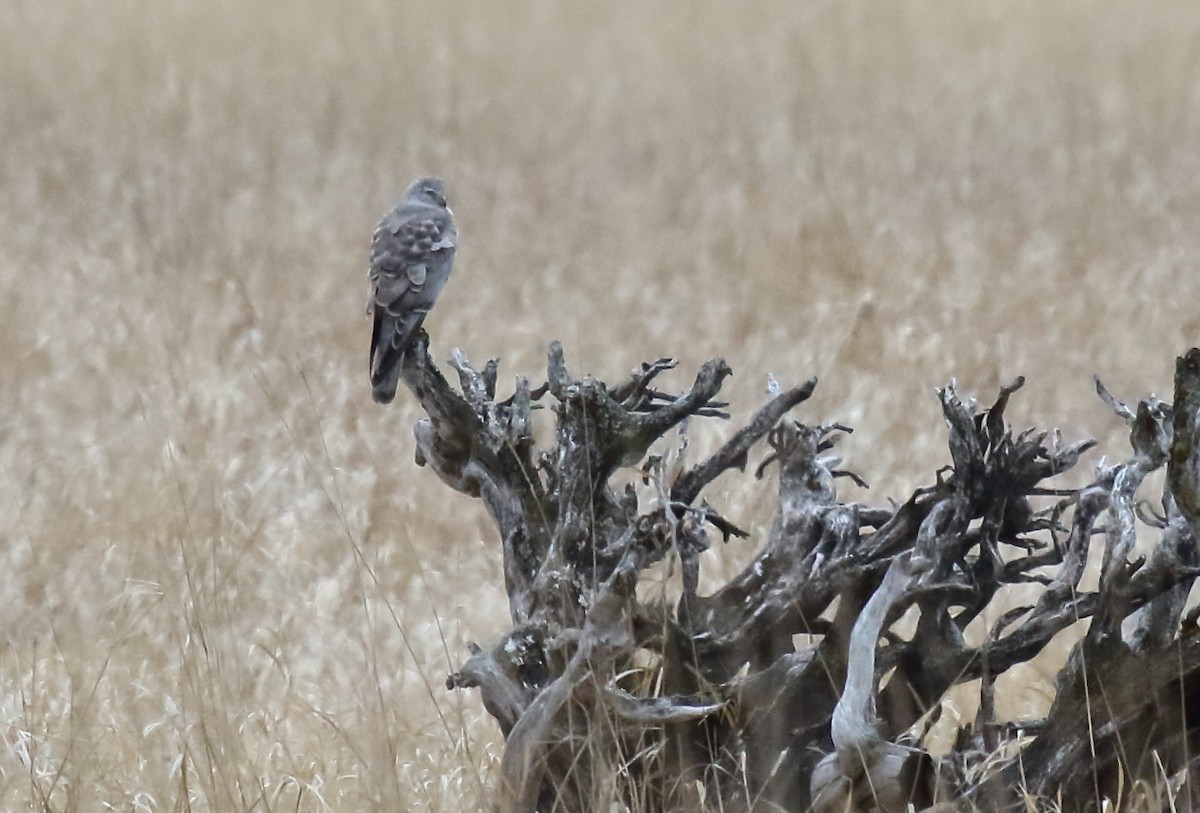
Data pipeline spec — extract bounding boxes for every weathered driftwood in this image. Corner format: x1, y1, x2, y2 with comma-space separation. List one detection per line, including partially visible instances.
399, 333, 1200, 813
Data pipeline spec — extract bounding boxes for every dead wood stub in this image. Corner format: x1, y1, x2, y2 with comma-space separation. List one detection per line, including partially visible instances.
399, 333, 1200, 813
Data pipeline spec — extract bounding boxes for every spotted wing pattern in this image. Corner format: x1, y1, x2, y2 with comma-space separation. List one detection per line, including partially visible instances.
367, 193, 456, 404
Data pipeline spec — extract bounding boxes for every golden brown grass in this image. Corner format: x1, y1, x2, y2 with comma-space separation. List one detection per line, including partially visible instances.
3, 1, 1200, 809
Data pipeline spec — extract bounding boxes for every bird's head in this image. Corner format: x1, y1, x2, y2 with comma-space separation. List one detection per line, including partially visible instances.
405, 177, 449, 210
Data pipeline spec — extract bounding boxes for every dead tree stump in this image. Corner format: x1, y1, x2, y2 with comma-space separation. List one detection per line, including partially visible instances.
397, 335, 1200, 813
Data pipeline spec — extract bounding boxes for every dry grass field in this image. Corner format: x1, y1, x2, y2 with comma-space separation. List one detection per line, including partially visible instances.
3, 1, 1200, 809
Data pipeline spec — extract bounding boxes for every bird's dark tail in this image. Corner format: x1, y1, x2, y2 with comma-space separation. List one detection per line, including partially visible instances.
372, 361, 402, 404
369, 313, 402, 404
369, 311, 426, 404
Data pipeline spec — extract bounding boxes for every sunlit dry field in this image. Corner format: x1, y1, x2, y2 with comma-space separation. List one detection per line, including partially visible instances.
3, 1, 1200, 809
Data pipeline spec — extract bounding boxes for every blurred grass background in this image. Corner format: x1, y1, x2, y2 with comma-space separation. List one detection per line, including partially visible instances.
2, 0, 1199, 808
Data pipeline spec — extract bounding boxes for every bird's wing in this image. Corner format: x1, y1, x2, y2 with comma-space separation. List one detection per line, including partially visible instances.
366, 209, 457, 317
367, 206, 457, 395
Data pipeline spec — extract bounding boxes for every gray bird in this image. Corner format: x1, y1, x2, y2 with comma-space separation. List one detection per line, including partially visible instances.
366, 177, 457, 404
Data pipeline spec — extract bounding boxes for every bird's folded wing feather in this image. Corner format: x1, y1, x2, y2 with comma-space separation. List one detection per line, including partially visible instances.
366, 212, 456, 316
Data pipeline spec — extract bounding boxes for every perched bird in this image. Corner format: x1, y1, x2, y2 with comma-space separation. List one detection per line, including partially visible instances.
366, 177, 457, 404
